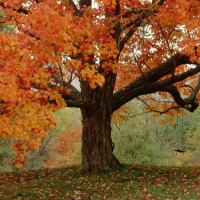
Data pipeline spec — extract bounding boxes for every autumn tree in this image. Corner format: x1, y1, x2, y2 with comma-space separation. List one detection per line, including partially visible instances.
0, 0, 200, 172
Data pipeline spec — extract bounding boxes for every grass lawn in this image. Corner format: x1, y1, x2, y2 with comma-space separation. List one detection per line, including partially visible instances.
0, 165, 200, 199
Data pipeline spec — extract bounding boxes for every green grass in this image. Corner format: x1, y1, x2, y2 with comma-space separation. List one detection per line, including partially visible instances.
0, 165, 200, 199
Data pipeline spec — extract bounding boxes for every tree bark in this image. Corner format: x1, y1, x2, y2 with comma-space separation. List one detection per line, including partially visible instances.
80, 74, 121, 173
81, 106, 120, 173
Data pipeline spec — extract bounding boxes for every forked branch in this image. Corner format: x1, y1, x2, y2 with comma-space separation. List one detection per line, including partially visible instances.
52, 74, 81, 101
112, 54, 200, 112
119, 0, 166, 52
162, 75, 200, 112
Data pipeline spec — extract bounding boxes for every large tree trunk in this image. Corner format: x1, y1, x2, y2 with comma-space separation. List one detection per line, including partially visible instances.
81, 105, 120, 173
80, 73, 121, 173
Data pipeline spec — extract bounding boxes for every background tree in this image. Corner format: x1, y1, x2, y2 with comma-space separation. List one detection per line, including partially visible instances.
24, 108, 81, 170
113, 100, 200, 166
0, 0, 200, 172
0, 139, 14, 172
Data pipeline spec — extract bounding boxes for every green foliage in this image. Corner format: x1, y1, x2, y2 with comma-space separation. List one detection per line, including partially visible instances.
0, 24, 16, 33
0, 12, 6, 18
50, 108, 81, 135
1, 99, 200, 171
112, 105, 167, 165
0, 139, 15, 171
112, 100, 200, 166
0, 12, 16, 33
165, 109, 200, 166
19, 104, 200, 169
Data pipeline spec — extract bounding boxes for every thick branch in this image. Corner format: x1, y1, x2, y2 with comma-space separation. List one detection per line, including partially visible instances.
157, 0, 167, 6
79, 0, 92, 8
112, 54, 199, 112
162, 75, 200, 112
138, 54, 190, 83
155, 66, 200, 89
122, 8, 156, 18
65, 100, 86, 108
68, 0, 79, 13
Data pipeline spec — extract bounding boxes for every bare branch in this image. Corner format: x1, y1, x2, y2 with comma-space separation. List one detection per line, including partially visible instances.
52, 74, 81, 101
181, 84, 194, 91
157, 65, 200, 89
137, 97, 181, 115
119, 17, 144, 52
125, 111, 152, 117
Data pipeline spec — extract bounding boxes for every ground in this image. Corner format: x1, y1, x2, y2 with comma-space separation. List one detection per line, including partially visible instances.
0, 165, 200, 199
